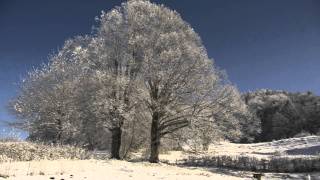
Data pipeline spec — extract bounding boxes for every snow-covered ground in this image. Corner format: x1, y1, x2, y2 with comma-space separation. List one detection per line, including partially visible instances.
207, 136, 320, 159
0, 159, 250, 180
156, 136, 320, 163
0, 159, 318, 180
1, 136, 320, 180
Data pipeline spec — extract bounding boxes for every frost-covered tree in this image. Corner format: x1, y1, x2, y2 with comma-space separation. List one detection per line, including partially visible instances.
87, 7, 148, 158
11, 11, 144, 158
177, 84, 258, 151
10, 0, 247, 163
11, 62, 75, 144
10, 36, 93, 145
108, 0, 226, 162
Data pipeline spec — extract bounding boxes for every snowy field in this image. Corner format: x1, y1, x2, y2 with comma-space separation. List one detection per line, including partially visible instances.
207, 136, 320, 158
0, 159, 248, 180
0, 159, 319, 180
1, 136, 320, 180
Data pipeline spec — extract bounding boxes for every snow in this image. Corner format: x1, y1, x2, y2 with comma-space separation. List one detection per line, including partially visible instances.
205, 136, 320, 159
0, 159, 246, 180
1, 136, 320, 179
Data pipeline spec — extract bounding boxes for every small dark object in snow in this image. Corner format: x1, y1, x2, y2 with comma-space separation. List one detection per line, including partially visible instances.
253, 173, 264, 180
49, 177, 55, 180
0, 174, 9, 178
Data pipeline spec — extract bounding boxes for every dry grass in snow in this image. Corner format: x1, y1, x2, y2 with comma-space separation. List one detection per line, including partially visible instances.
0, 142, 88, 162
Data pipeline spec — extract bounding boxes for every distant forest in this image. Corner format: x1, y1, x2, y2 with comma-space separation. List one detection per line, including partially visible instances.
244, 90, 320, 142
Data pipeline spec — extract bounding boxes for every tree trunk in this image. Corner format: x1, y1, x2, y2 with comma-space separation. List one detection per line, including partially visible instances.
54, 118, 62, 145
149, 112, 160, 163
57, 119, 62, 143
202, 142, 209, 151
111, 127, 122, 159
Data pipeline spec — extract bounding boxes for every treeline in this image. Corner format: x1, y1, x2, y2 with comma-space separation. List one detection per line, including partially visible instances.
244, 89, 320, 142
8, 0, 256, 163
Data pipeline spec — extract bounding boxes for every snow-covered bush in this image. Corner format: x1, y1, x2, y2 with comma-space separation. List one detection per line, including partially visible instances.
0, 141, 89, 162
179, 154, 320, 173
294, 131, 312, 138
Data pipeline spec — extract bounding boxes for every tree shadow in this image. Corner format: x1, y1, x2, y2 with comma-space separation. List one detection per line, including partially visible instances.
167, 163, 252, 178
285, 145, 320, 155
174, 164, 320, 179
264, 173, 318, 180
202, 167, 252, 178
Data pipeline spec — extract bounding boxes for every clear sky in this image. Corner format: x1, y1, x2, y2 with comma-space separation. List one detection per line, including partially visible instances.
1, 0, 320, 136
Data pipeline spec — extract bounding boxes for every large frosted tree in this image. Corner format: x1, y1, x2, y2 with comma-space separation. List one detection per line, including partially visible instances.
11, 0, 242, 163
11, 7, 144, 158
102, 0, 226, 162
89, 9, 144, 159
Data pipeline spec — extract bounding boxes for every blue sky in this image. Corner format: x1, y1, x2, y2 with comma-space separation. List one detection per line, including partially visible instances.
1, 0, 320, 137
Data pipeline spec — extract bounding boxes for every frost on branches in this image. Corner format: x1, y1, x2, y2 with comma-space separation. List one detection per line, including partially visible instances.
10, 0, 251, 163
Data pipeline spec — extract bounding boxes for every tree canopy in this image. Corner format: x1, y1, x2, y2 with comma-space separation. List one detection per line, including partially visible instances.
10, 0, 252, 162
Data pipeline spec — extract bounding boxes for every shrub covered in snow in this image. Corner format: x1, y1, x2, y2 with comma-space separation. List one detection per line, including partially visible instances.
0, 141, 89, 162
178, 155, 320, 173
